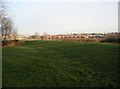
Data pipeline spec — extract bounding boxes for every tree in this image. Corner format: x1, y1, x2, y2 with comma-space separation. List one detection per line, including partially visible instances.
0, 0, 17, 40
43, 32, 48, 40
34, 32, 41, 40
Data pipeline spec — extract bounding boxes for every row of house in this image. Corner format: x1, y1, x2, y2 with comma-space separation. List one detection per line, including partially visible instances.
47, 32, 120, 40
1, 32, 119, 41
46, 33, 104, 40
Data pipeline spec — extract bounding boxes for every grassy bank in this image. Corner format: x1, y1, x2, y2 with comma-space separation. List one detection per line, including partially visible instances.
2, 41, 120, 87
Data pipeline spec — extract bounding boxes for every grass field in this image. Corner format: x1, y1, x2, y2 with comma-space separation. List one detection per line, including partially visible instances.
2, 41, 120, 87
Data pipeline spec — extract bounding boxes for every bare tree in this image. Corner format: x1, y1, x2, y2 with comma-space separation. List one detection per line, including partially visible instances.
34, 32, 41, 40
0, 0, 17, 40
0, 0, 6, 38
43, 32, 48, 40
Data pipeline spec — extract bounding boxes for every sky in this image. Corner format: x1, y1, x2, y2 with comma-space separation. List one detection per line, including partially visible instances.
4, 0, 119, 35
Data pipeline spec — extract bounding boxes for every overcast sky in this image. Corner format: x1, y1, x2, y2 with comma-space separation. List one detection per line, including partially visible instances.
5, 0, 119, 35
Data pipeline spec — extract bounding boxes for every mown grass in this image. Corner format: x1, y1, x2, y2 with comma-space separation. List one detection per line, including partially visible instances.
2, 41, 120, 87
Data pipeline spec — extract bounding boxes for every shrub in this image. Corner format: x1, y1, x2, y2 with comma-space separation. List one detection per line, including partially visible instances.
101, 34, 120, 43
2, 40, 24, 47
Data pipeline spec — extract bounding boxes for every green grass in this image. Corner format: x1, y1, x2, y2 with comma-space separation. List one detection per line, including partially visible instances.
2, 41, 120, 87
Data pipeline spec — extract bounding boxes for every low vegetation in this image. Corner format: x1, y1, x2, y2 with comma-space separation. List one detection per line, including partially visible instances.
2, 41, 120, 87
2, 40, 24, 47
101, 33, 120, 43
